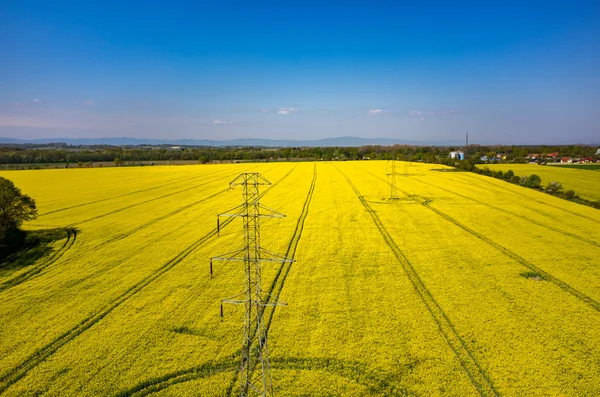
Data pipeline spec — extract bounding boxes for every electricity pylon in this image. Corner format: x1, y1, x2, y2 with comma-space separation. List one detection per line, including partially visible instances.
387, 159, 400, 199
210, 173, 293, 397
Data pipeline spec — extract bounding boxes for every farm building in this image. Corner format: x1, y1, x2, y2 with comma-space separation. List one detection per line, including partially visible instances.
449, 151, 465, 160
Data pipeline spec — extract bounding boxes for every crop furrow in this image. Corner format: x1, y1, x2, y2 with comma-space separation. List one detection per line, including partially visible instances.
35, 186, 231, 278
362, 167, 600, 313
115, 356, 404, 397
75, 184, 220, 225
67, 165, 291, 263
410, 177, 600, 248
424, 204, 600, 311
0, 167, 296, 395
80, 189, 229, 253
269, 357, 406, 396
74, 165, 278, 225
109, 165, 313, 397
264, 164, 316, 325
64, 166, 298, 394
26, 166, 284, 283
451, 173, 600, 225
7, 183, 227, 289
75, 172, 243, 225
0, 230, 216, 394
338, 166, 500, 397
113, 357, 237, 397
224, 164, 318, 395
38, 169, 229, 217
0, 228, 77, 293
0, 213, 263, 393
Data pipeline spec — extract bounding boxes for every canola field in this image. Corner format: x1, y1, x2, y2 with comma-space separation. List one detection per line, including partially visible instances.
1, 161, 600, 396
478, 163, 600, 201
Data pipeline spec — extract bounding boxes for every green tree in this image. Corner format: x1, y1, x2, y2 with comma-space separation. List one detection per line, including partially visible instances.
564, 190, 576, 199
545, 181, 563, 195
0, 177, 38, 240
114, 158, 122, 167
510, 175, 521, 184
521, 174, 542, 188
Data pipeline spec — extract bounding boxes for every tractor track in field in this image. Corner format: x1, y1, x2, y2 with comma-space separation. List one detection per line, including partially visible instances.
0, 230, 217, 394
111, 164, 317, 397
19, 166, 280, 285
409, 176, 600, 249
337, 166, 500, 397
76, 188, 229, 255
62, 166, 298, 394
0, 228, 77, 293
451, 173, 600, 225
263, 164, 316, 329
360, 166, 600, 314
25, 188, 231, 287
113, 357, 237, 397
224, 163, 317, 395
38, 168, 230, 217
0, 183, 229, 292
75, 177, 229, 225
114, 356, 406, 397
269, 356, 408, 396
73, 165, 274, 226
0, 166, 293, 395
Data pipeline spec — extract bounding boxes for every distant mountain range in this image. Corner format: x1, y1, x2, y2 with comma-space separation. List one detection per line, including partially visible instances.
2, 136, 597, 147
0, 136, 465, 147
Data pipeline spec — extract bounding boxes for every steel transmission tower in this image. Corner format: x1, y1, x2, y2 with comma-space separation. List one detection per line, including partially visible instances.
210, 173, 293, 397
387, 159, 400, 199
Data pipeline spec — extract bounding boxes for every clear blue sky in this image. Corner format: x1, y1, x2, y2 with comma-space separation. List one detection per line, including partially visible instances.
1, 0, 599, 144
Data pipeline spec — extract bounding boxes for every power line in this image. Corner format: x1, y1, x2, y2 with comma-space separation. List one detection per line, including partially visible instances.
387, 159, 401, 200
210, 173, 293, 397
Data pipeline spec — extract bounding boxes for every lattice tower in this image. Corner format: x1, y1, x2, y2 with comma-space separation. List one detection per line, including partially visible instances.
210, 173, 292, 397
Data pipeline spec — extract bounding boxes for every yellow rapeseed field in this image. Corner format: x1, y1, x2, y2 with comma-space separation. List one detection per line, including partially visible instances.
478, 163, 600, 201
0, 161, 599, 396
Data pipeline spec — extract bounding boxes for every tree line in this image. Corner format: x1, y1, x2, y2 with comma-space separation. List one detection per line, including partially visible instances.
0, 143, 598, 165
455, 162, 600, 209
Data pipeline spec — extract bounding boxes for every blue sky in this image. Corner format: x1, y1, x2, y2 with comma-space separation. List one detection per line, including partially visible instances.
1, 1, 599, 144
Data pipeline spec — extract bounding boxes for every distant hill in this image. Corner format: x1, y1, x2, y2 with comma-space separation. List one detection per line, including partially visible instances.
0, 136, 464, 147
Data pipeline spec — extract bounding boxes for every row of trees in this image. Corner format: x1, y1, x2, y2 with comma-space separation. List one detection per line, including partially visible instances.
472, 166, 600, 209
0, 145, 450, 164
1, 144, 598, 166
475, 167, 544, 187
